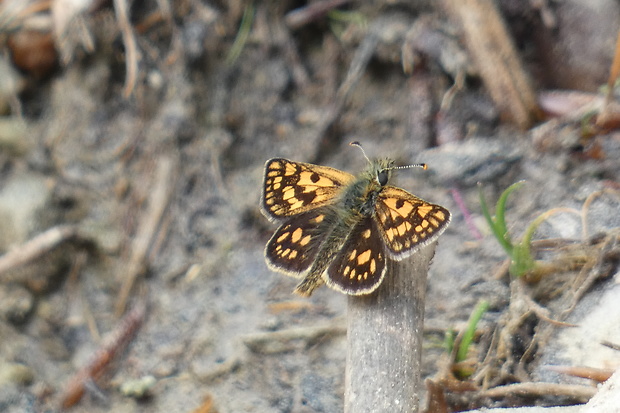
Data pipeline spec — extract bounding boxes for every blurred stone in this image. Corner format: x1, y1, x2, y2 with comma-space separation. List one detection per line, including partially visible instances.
0, 361, 34, 386
419, 138, 521, 186
0, 284, 34, 325
0, 172, 51, 251
119, 375, 156, 398
0, 117, 34, 156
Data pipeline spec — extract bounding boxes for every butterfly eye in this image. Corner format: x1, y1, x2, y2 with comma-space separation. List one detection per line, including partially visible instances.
377, 170, 389, 186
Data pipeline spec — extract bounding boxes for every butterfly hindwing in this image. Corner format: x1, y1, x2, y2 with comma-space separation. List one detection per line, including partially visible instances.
375, 186, 451, 259
261, 158, 354, 221
324, 217, 387, 295
264, 209, 330, 277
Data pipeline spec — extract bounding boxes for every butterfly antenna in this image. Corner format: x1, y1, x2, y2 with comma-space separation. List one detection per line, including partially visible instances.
350, 141, 428, 171
393, 163, 428, 171
349, 141, 371, 163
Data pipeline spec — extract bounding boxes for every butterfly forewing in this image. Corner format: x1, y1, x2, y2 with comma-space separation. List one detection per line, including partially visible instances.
264, 209, 330, 277
375, 186, 451, 259
262, 158, 354, 221
325, 217, 387, 295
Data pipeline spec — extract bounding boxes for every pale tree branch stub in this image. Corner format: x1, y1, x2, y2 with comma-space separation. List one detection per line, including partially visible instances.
345, 242, 437, 413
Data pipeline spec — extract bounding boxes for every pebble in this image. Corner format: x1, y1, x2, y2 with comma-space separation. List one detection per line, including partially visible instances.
0, 361, 34, 386
119, 375, 157, 398
0, 284, 34, 325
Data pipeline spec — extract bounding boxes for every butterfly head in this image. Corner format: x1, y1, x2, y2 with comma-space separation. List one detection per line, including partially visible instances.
349, 141, 427, 187
372, 158, 395, 187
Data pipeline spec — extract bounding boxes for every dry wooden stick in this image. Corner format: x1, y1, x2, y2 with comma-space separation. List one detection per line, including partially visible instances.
442, 0, 540, 129
480, 382, 596, 402
113, 0, 139, 98
0, 224, 77, 277
59, 300, 146, 409
115, 156, 175, 316
345, 243, 437, 413
545, 365, 614, 383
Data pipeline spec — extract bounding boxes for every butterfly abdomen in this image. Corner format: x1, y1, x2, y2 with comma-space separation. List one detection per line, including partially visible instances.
293, 203, 363, 296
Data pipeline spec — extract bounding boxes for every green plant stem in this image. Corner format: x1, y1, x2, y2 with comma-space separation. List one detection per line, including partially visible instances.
456, 300, 489, 363
226, 3, 255, 66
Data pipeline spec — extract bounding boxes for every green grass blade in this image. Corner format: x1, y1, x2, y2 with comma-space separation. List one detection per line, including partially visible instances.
456, 300, 489, 363
478, 183, 512, 254
226, 3, 255, 66
495, 180, 525, 251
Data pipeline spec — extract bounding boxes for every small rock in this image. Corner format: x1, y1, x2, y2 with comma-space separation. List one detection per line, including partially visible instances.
0, 172, 51, 250
119, 375, 156, 398
0, 117, 33, 156
0, 284, 34, 325
0, 361, 34, 386
420, 138, 521, 186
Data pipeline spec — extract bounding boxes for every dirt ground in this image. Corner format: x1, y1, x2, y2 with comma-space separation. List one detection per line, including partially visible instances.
1, 1, 620, 412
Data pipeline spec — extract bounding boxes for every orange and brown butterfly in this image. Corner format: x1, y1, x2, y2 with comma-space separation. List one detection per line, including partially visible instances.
260, 142, 450, 296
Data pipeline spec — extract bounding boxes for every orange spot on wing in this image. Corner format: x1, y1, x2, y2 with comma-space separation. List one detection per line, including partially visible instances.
417, 205, 432, 217
357, 250, 371, 265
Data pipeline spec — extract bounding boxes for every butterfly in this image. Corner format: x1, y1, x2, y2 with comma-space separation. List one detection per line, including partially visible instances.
260, 142, 450, 296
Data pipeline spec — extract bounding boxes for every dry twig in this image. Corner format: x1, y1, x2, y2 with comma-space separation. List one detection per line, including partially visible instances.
115, 156, 176, 316
545, 365, 614, 383
113, 0, 139, 97
59, 300, 146, 409
0, 224, 77, 278
480, 382, 596, 402
442, 0, 540, 129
